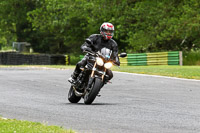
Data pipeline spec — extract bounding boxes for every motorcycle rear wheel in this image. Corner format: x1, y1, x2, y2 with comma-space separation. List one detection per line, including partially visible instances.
84, 78, 102, 105
68, 86, 81, 103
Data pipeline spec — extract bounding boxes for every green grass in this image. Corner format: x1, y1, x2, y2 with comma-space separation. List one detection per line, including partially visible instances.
112, 65, 200, 80
0, 65, 75, 69
0, 117, 75, 133
0, 65, 200, 80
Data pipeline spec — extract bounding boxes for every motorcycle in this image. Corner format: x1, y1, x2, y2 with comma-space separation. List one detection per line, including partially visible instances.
68, 47, 127, 104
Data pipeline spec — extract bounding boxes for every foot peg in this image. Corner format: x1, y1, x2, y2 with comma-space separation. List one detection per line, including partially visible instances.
68, 77, 76, 84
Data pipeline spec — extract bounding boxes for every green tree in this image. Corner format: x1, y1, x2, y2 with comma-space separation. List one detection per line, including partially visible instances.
0, 0, 37, 47
127, 0, 200, 52
27, 0, 131, 53
1, 0, 200, 54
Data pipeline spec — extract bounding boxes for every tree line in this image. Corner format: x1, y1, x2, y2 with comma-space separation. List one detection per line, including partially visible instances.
0, 0, 200, 54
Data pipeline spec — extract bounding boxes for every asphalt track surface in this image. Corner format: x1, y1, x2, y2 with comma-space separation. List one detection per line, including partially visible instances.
0, 67, 200, 133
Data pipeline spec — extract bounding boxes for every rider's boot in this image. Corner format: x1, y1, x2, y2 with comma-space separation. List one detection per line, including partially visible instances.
68, 72, 79, 84
68, 64, 82, 84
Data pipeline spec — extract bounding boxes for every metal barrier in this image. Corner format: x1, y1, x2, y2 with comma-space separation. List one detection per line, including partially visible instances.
120, 51, 182, 66
65, 55, 70, 65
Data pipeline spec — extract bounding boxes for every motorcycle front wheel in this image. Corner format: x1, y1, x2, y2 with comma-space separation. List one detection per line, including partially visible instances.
68, 86, 81, 103
84, 78, 102, 105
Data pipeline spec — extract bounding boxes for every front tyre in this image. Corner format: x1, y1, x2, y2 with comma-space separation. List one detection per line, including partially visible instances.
68, 86, 81, 103
84, 78, 102, 105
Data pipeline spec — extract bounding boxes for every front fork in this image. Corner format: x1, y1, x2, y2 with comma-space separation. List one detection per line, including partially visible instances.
91, 62, 106, 81
86, 62, 106, 91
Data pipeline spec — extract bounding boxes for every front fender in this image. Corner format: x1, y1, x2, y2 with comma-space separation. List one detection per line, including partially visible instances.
84, 78, 103, 104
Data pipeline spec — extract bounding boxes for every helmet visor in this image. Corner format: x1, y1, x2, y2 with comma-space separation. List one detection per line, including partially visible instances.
103, 29, 114, 34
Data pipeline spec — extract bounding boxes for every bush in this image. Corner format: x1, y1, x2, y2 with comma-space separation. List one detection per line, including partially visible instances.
69, 55, 81, 65
183, 50, 200, 65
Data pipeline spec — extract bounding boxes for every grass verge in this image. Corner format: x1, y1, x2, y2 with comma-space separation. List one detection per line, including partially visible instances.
0, 65, 199, 80
0, 117, 75, 133
112, 65, 200, 80
0, 65, 75, 69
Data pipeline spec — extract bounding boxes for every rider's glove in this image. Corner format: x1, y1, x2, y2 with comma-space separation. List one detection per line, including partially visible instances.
83, 47, 92, 53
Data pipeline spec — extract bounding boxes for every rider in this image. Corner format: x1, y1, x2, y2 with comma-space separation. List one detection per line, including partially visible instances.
68, 22, 120, 83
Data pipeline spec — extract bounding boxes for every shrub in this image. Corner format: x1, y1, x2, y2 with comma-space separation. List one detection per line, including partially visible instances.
69, 55, 80, 65
183, 50, 200, 65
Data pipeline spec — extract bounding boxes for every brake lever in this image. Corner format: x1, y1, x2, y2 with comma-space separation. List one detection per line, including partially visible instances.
113, 63, 120, 68
111, 60, 120, 68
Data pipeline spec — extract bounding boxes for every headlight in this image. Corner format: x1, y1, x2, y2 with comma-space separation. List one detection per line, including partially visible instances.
104, 62, 113, 69
96, 57, 104, 66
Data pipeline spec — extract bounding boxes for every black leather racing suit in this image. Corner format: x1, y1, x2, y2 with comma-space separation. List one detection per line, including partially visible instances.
72, 34, 120, 80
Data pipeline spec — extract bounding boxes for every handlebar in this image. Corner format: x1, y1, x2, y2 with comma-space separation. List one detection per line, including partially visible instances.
83, 50, 102, 57
83, 50, 120, 66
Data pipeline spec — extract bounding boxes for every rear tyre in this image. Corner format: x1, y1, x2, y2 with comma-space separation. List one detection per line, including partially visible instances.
68, 86, 81, 103
84, 78, 102, 105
